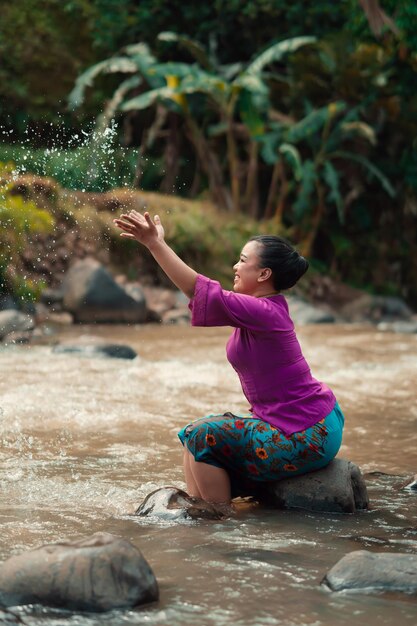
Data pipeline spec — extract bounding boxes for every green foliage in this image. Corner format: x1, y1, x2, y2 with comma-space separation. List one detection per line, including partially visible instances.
0, 164, 55, 301
0, 143, 141, 193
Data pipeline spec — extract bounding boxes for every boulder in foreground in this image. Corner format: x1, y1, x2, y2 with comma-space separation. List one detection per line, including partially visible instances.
0, 532, 158, 612
258, 458, 369, 513
322, 550, 417, 594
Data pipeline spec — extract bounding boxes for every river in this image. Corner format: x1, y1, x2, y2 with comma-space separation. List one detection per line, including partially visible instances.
0, 323, 416, 625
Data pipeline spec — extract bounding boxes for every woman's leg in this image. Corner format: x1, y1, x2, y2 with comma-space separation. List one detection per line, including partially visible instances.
183, 448, 202, 498
186, 450, 231, 504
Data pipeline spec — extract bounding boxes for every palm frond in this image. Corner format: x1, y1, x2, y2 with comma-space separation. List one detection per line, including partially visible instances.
246, 37, 316, 75
158, 32, 214, 71
330, 150, 396, 197
68, 58, 138, 109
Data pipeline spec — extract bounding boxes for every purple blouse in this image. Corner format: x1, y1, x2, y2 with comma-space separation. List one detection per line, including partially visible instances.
189, 274, 336, 436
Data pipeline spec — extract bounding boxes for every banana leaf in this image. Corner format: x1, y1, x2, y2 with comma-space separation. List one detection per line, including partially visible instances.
330, 150, 396, 197
246, 37, 316, 75
293, 159, 317, 220
239, 90, 266, 137
279, 144, 303, 181
121, 87, 176, 111
286, 102, 346, 144
323, 161, 344, 224
68, 58, 138, 109
158, 32, 214, 71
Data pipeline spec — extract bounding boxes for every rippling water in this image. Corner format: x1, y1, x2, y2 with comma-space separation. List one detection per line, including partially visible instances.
0, 323, 416, 625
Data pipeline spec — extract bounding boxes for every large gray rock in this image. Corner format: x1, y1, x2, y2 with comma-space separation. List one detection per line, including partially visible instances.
0, 310, 35, 340
258, 459, 369, 513
287, 296, 335, 324
0, 532, 158, 612
136, 487, 229, 520
322, 550, 417, 594
341, 294, 413, 323
61, 258, 147, 323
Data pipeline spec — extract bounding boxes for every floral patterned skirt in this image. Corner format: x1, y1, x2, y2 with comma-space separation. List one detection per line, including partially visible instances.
178, 403, 344, 496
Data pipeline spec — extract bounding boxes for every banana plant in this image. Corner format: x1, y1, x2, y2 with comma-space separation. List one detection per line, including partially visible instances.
259, 101, 396, 255
121, 34, 316, 212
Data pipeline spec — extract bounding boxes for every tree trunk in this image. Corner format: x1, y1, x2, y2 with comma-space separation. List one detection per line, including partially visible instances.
244, 140, 259, 218
226, 118, 241, 213
273, 159, 289, 226
185, 114, 232, 211
301, 181, 326, 257
159, 113, 181, 194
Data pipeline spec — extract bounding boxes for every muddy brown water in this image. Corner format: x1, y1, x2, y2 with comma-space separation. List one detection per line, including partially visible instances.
0, 323, 416, 625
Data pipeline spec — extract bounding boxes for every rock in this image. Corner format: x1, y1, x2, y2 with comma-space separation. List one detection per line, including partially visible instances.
0, 311, 35, 341
341, 294, 413, 323
0, 608, 24, 624
258, 458, 369, 513
322, 550, 417, 594
161, 309, 190, 325
0, 295, 18, 312
53, 342, 137, 360
403, 474, 417, 491
287, 296, 336, 324
378, 320, 417, 334
61, 258, 147, 323
0, 532, 158, 612
40, 287, 65, 307
1, 331, 32, 345
135, 487, 229, 520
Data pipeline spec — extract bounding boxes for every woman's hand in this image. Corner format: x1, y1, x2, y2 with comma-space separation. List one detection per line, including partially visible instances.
114, 209, 197, 297
113, 211, 164, 250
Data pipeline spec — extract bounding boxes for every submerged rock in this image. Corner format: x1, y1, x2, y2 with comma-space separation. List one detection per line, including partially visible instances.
0, 609, 23, 624
403, 474, 417, 491
322, 550, 417, 594
258, 458, 369, 513
61, 258, 147, 324
53, 342, 137, 360
0, 532, 158, 612
0, 311, 35, 341
135, 487, 229, 520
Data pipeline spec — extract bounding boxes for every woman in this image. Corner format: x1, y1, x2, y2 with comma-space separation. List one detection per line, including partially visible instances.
114, 210, 344, 508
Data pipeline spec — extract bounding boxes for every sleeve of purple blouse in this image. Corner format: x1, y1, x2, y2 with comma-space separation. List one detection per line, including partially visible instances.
188, 274, 292, 331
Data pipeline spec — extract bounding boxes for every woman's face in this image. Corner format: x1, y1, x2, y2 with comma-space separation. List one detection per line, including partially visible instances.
233, 241, 265, 295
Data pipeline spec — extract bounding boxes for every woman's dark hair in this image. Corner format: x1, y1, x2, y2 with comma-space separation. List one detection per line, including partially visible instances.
250, 235, 309, 291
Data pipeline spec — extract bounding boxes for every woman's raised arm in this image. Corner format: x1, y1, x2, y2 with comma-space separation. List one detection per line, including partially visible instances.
113, 211, 197, 298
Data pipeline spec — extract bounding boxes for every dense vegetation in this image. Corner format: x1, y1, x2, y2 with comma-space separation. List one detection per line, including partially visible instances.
1, 1, 416, 305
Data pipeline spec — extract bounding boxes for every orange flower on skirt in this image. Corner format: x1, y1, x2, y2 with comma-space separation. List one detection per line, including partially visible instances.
283, 463, 298, 471
205, 434, 216, 446
256, 447, 268, 460
235, 419, 245, 429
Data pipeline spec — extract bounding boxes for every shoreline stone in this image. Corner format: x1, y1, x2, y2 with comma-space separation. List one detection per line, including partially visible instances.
61, 258, 147, 324
52, 342, 138, 360
322, 550, 417, 594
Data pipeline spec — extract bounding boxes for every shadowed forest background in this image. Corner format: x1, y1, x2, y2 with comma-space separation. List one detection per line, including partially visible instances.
0, 0, 416, 307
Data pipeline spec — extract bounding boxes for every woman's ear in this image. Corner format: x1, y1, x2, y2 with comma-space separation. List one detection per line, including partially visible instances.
258, 267, 272, 283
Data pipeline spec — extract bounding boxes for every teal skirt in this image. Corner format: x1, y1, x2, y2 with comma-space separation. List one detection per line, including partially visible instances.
178, 403, 344, 496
